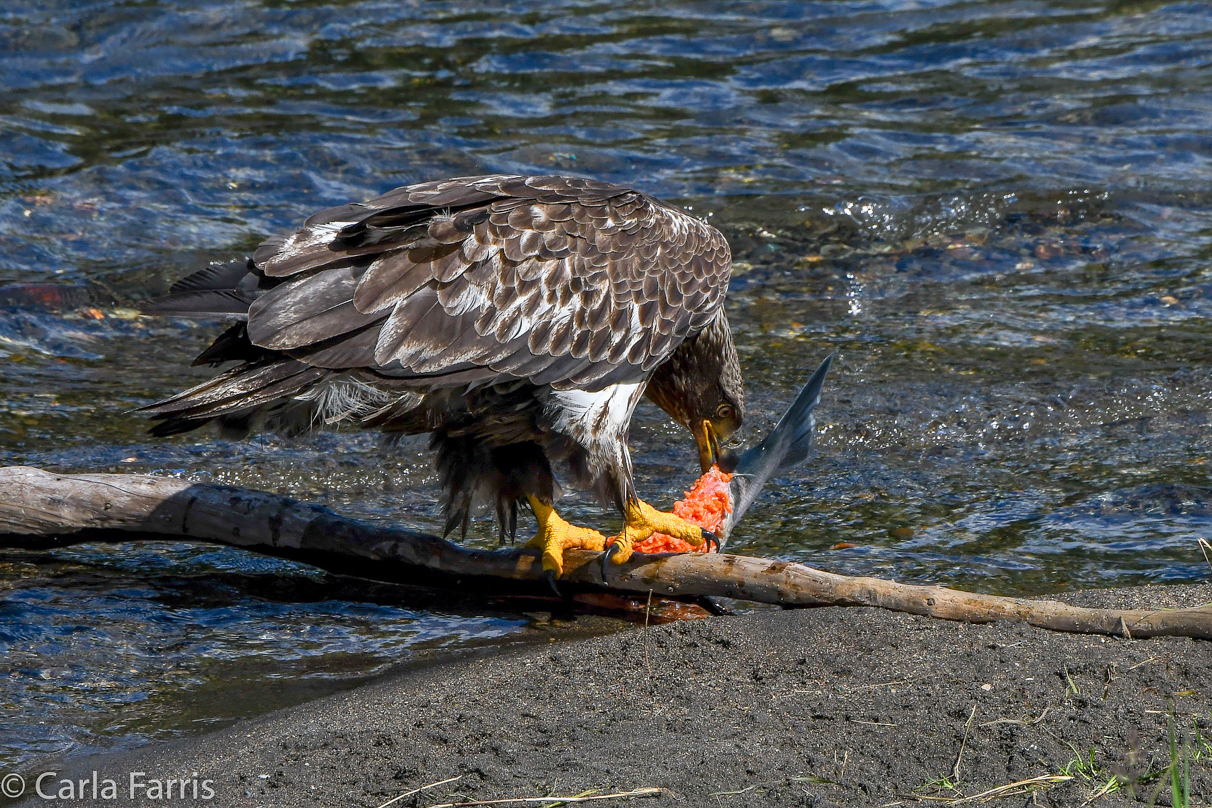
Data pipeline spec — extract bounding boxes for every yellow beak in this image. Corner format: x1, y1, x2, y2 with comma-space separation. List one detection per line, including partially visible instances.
693, 419, 721, 473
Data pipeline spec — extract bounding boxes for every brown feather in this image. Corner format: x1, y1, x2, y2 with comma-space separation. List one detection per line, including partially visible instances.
170, 173, 732, 400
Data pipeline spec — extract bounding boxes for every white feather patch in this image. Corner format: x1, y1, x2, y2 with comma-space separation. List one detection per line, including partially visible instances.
548, 381, 645, 444
295, 375, 401, 425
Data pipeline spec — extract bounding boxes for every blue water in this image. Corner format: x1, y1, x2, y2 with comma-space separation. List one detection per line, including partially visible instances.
2, 0, 1212, 773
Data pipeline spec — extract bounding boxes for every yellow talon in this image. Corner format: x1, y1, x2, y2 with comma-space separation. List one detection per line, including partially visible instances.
525, 497, 607, 577
606, 499, 707, 566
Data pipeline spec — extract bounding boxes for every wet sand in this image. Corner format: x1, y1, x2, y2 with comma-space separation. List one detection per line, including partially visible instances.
24, 583, 1212, 808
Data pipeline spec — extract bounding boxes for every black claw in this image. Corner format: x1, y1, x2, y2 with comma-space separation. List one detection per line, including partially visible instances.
701, 530, 720, 553
600, 543, 620, 580
543, 569, 562, 598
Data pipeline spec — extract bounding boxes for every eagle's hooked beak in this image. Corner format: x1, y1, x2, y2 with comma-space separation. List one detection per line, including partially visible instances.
693, 419, 721, 473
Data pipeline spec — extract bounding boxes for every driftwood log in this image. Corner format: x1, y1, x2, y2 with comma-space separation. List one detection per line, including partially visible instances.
1, 466, 1210, 640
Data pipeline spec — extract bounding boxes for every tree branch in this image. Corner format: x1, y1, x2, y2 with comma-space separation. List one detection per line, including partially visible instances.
1, 466, 1209, 640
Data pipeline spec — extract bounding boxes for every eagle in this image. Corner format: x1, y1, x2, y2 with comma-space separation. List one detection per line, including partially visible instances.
141, 174, 744, 581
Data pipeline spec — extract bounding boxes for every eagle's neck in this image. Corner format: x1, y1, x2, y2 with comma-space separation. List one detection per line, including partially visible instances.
644, 308, 739, 427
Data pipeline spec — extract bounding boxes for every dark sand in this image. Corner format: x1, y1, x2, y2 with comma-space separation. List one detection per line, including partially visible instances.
22, 584, 1212, 808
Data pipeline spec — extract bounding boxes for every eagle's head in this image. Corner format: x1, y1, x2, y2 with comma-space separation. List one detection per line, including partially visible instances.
646, 309, 745, 473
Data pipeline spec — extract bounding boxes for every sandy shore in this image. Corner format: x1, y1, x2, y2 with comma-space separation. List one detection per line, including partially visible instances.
20, 583, 1212, 808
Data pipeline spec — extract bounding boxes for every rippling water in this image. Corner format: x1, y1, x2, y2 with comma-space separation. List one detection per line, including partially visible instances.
3, 0, 1212, 773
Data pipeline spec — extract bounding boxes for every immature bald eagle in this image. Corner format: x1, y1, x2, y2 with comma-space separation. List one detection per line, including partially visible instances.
142, 174, 744, 578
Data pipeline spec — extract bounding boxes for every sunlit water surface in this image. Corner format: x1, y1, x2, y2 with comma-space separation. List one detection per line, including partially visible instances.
2, 0, 1212, 773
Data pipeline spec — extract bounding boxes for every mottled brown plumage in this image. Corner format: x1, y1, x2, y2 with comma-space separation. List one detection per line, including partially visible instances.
141, 174, 743, 562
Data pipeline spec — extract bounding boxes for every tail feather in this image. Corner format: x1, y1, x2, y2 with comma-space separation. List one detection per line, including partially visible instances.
141, 289, 256, 317
169, 259, 255, 294
140, 360, 310, 413
140, 254, 395, 437
141, 259, 278, 319
140, 360, 329, 435
191, 323, 265, 367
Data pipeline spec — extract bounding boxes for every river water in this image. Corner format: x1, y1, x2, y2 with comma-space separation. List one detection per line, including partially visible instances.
2, 0, 1211, 774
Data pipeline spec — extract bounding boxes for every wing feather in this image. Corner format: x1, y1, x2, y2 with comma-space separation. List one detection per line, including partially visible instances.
353, 257, 434, 313
244, 174, 731, 391
246, 268, 381, 350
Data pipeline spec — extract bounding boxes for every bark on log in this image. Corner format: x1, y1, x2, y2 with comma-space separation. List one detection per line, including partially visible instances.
1, 466, 1209, 640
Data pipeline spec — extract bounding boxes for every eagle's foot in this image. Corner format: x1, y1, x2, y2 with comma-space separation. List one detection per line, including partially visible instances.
525, 497, 607, 577
604, 499, 717, 570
